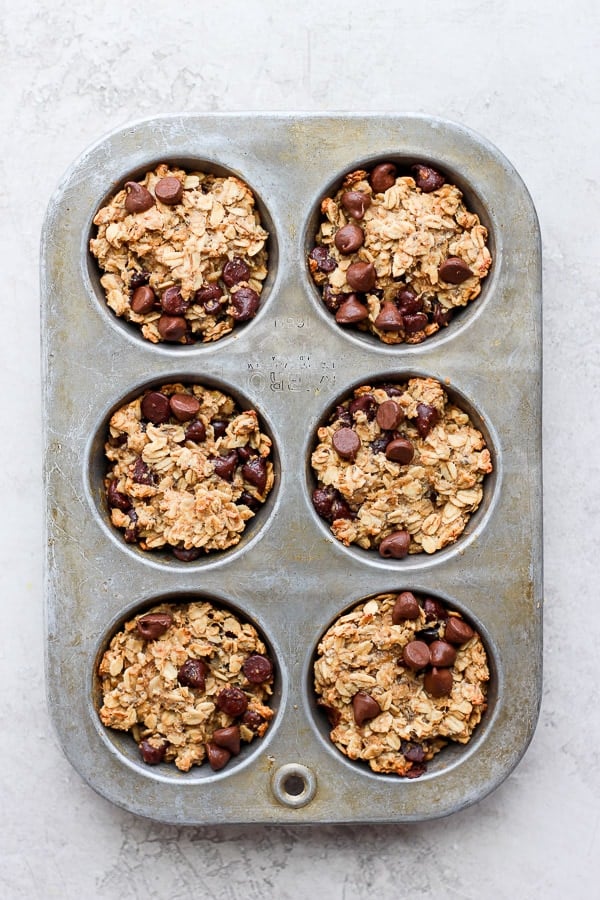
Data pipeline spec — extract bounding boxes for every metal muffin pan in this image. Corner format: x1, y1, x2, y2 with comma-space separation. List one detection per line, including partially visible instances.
41, 113, 542, 824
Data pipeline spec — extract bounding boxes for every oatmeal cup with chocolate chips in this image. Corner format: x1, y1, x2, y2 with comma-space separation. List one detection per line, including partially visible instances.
310, 377, 492, 556
309, 162, 492, 343
104, 383, 275, 559
314, 592, 489, 777
98, 600, 275, 772
89, 163, 269, 343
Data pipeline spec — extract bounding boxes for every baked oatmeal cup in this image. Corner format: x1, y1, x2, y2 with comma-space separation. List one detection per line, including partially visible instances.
314, 591, 489, 777
104, 382, 275, 559
98, 600, 275, 772
310, 376, 492, 557
90, 163, 269, 343
309, 160, 492, 344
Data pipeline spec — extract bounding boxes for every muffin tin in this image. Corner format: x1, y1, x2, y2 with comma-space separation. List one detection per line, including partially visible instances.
41, 113, 542, 824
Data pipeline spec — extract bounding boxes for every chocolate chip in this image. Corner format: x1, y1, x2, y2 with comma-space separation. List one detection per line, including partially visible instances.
352, 692, 381, 726
241, 709, 264, 732
310, 246, 337, 273
335, 405, 353, 427
160, 285, 188, 315
236, 445, 253, 463
242, 457, 268, 493
141, 391, 171, 424
334, 223, 365, 255
348, 394, 377, 420
312, 486, 334, 519
212, 725, 241, 755
403, 312, 428, 334
415, 403, 439, 437
213, 451, 238, 481
371, 435, 392, 455
230, 287, 260, 321
154, 176, 183, 205
132, 457, 154, 485
195, 283, 224, 312
433, 302, 452, 327
376, 399, 403, 431
335, 294, 370, 324
130, 285, 156, 314
177, 658, 209, 689
222, 257, 250, 287
341, 190, 371, 220
385, 437, 414, 465
212, 420, 228, 438
401, 741, 426, 763
107, 479, 131, 511
169, 392, 200, 422
172, 546, 202, 561
242, 654, 273, 684
423, 598, 449, 621
130, 271, 150, 289
184, 420, 206, 442
322, 286, 342, 312
423, 667, 453, 697
429, 640, 457, 667
379, 531, 411, 558
123, 524, 139, 544
330, 495, 354, 520
438, 256, 473, 284
346, 261, 376, 292
136, 612, 173, 640
216, 686, 248, 717
124, 182, 155, 214
370, 163, 397, 193
402, 640, 431, 671
412, 164, 445, 193
415, 625, 441, 644
332, 427, 361, 461
238, 490, 260, 511
405, 763, 428, 779
374, 300, 404, 331
206, 742, 231, 771
157, 315, 187, 341
392, 591, 421, 622
396, 287, 422, 314
444, 617, 475, 645
139, 740, 166, 765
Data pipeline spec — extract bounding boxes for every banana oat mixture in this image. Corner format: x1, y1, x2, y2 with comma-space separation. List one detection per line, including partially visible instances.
309, 161, 492, 344
105, 382, 274, 559
311, 377, 492, 557
98, 601, 275, 771
90, 163, 268, 343
314, 592, 489, 777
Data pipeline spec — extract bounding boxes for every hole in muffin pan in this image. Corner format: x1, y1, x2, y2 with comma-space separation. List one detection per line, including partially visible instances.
302, 153, 499, 352
304, 370, 501, 570
84, 373, 281, 571
89, 591, 284, 783
271, 764, 317, 808
304, 589, 500, 783
83, 156, 279, 351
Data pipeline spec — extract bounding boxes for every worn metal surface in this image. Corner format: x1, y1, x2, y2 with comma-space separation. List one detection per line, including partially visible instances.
41, 113, 542, 824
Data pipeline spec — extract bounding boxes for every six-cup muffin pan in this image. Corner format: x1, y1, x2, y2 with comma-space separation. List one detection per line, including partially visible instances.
41, 114, 542, 824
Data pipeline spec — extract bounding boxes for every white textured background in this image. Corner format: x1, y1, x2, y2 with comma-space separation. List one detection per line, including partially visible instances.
2, 1, 599, 897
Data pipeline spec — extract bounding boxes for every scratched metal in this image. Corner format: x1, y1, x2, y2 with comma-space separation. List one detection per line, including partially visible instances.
41, 114, 542, 824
